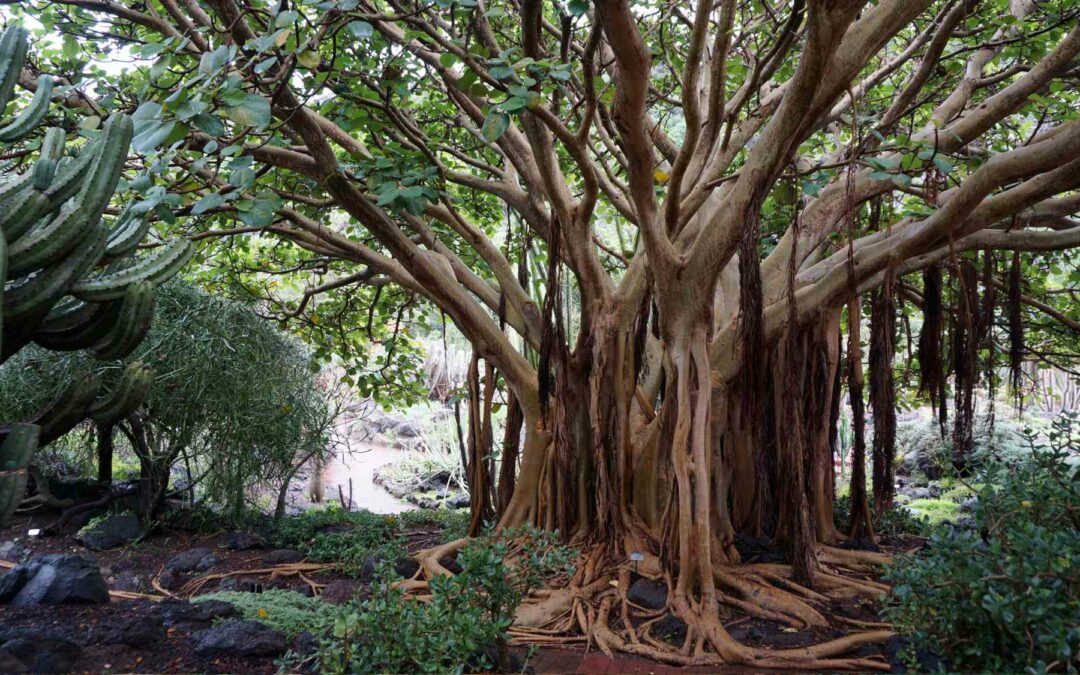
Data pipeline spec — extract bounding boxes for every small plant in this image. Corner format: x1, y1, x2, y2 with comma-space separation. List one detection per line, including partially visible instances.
308, 527, 575, 674
272, 507, 470, 574
273, 507, 407, 572
883, 414, 1080, 673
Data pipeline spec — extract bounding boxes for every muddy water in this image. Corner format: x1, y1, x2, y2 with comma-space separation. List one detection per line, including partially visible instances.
317, 441, 415, 514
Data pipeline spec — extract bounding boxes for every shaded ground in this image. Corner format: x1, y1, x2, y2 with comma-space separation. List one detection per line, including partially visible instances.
1, 509, 924, 674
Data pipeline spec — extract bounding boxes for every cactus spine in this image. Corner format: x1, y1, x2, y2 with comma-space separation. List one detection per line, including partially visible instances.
0, 25, 192, 525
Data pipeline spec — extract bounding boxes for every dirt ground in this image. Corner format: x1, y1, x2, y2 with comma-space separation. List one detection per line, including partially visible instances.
0, 508, 921, 674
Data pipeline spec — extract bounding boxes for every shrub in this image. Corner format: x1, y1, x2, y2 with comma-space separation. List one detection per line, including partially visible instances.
272, 507, 470, 573
832, 494, 930, 537
1, 282, 339, 523
307, 527, 574, 674
194, 589, 337, 638
883, 414, 1080, 672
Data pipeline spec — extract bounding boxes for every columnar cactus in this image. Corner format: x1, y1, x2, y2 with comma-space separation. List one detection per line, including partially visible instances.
0, 25, 193, 525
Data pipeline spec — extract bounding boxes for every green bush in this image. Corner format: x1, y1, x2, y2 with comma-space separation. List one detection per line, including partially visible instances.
272, 506, 470, 573
832, 494, 931, 537
883, 414, 1080, 672
305, 527, 574, 674
194, 589, 337, 638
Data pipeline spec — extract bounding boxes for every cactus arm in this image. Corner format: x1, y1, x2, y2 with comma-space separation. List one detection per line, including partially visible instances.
88, 361, 154, 424
32, 301, 121, 352
104, 205, 151, 259
33, 373, 102, 446
0, 423, 38, 526
3, 222, 108, 320
73, 238, 193, 302
0, 26, 29, 117
0, 74, 54, 143
90, 281, 156, 360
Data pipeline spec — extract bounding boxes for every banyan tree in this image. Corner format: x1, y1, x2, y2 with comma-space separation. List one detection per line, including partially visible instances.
12, 0, 1080, 668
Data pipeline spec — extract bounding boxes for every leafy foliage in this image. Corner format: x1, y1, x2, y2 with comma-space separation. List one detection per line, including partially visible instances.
305, 527, 574, 674
884, 413, 1080, 672
0, 281, 335, 517
832, 495, 931, 538
272, 507, 469, 573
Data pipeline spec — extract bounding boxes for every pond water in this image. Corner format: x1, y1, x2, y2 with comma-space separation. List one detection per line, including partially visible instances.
313, 441, 415, 514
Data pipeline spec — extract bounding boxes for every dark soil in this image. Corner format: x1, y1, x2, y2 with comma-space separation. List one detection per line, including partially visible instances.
0, 510, 361, 673
1, 509, 928, 674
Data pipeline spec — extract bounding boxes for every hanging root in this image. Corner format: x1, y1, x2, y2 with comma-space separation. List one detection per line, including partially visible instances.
407, 535, 896, 671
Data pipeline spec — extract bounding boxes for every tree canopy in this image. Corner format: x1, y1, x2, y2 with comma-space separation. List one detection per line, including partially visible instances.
3, 0, 1079, 668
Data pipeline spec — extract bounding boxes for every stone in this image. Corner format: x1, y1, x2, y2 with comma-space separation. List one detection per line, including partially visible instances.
627, 577, 668, 610
445, 493, 470, 509
292, 631, 319, 656
420, 471, 453, 492
157, 569, 182, 591
113, 572, 146, 593
263, 549, 304, 565
357, 554, 420, 582
438, 554, 463, 575
193, 620, 287, 658
906, 487, 932, 500
0, 629, 81, 673
395, 420, 423, 438
225, 531, 267, 550
165, 547, 216, 573
0, 540, 26, 563
160, 599, 240, 630
0, 649, 27, 674
960, 496, 979, 513
89, 613, 165, 647
395, 556, 420, 579
0, 554, 109, 605
194, 554, 220, 572
651, 613, 687, 642
75, 514, 141, 551
954, 515, 976, 528
320, 579, 357, 604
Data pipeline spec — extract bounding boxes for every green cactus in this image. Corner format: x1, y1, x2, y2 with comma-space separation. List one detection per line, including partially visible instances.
0, 25, 193, 525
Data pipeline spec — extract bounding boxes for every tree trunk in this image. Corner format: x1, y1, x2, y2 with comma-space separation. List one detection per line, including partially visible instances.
95, 422, 114, 484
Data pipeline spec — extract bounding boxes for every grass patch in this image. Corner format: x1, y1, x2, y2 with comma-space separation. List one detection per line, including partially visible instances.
195, 589, 337, 637
904, 499, 960, 524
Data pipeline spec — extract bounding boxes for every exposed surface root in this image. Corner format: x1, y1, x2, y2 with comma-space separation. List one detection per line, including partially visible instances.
409, 539, 897, 671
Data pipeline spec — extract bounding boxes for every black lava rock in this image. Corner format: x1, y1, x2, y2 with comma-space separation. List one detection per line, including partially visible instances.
193, 620, 287, 658
0, 554, 109, 605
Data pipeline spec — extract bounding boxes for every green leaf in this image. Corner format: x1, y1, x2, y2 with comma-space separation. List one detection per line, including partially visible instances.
297, 50, 321, 69
225, 93, 272, 128
481, 111, 509, 142
933, 157, 955, 174
568, 0, 589, 16
192, 113, 226, 137
347, 21, 374, 38
192, 193, 226, 215
199, 45, 233, 75
131, 103, 177, 153
275, 10, 299, 27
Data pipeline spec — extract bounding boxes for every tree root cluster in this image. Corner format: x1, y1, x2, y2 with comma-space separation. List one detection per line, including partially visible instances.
409, 539, 895, 671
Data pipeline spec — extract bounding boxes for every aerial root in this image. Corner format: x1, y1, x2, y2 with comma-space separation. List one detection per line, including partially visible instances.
410, 540, 895, 670
714, 566, 829, 627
